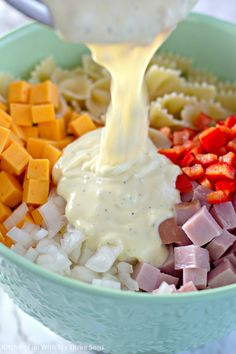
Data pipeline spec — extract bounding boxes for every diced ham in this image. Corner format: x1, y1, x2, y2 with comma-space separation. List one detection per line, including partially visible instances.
159, 218, 181, 244
182, 206, 222, 246
174, 200, 201, 226
183, 268, 207, 289
175, 227, 192, 246
159, 272, 179, 287
232, 194, 236, 211
193, 185, 211, 209
213, 246, 236, 267
152, 282, 177, 294
208, 259, 236, 288
211, 202, 236, 230
206, 230, 235, 261
133, 262, 161, 292
181, 191, 193, 202
159, 245, 181, 277
178, 281, 198, 293
174, 245, 210, 271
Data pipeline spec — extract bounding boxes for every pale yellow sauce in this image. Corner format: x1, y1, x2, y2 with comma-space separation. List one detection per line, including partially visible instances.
48, 0, 196, 266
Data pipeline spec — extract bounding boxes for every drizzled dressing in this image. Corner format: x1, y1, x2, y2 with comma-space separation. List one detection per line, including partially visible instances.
47, 0, 196, 266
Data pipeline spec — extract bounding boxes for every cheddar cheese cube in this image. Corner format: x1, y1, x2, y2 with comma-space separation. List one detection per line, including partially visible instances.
23, 179, 49, 205
7, 132, 25, 148
0, 224, 7, 237
38, 117, 66, 141
53, 136, 74, 149
17, 212, 34, 228
0, 102, 7, 112
0, 202, 11, 223
0, 171, 22, 207
69, 113, 96, 137
8, 80, 31, 103
0, 232, 14, 248
1, 142, 31, 175
67, 111, 79, 134
42, 144, 62, 172
0, 109, 12, 129
0, 126, 10, 154
22, 126, 39, 139
31, 103, 55, 124
26, 159, 49, 181
11, 123, 26, 142
31, 207, 43, 226
30, 81, 59, 109
27, 137, 49, 158
10, 103, 32, 126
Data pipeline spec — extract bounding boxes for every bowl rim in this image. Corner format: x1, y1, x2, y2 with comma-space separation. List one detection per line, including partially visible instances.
1, 12, 236, 303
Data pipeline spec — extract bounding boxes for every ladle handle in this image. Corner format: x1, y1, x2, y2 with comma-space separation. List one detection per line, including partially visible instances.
4, 0, 53, 26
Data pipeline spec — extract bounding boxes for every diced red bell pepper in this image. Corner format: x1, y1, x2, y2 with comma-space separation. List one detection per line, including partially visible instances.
217, 147, 228, 156
195, 112, 213, 130
206, 163, 235, 180
158, 148, 178, 164
159, 146, 185, 164
198, 176, 213, 190
215, 179, 236, 194
218, 125, 233, 141
182, 164, 205, 180
195, 153, 218, 167
225, 116, 236, 129
180, 152, 195, 167
207, 190, 230, 204
191, 145, 206, 156
227, 139, 236, 153
173, 130, 190, 145
175, 174, 193, 193
199, 127, 227, 154
219, 152, 236, 166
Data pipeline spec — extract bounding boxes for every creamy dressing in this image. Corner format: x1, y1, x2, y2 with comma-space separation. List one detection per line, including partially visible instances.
48, 0, 196, 266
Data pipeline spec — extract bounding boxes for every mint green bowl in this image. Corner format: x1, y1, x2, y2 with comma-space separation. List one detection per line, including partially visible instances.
1, 13, 236, 354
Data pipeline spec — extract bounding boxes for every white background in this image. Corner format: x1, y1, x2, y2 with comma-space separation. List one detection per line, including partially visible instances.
0, 1, 236, 353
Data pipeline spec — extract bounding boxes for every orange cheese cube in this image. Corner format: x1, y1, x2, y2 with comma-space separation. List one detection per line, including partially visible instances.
31, 207, 43, 226
0, 224, 7, 237
69, 113, 96, 137
10, 103, 32, 126
7, 132, 24, 148
67, 111, 79, 134
42, 144, 62, 172
38, 117, 66, 141
1, 142, 31, 175
0, 202, 11, 223
30, 81, 59, 109
27, 138, 49, 158
0, 171, 22, 207
0, 102, 7, 112
0, 232, 14, 247
8, 81, 31, 103
0, 232, 5, 244
22, 126, 39, 139
23, 179, 49, 205
11, 123, 26, 142
0, 126, 10, 154
17, 212, 35, 228
52, 136, 74, 150
0, 109, 12, 128
31, 103, 55, 124
24, 211, 34, 223
26, 159, 49, 180
3, 235, 14, 248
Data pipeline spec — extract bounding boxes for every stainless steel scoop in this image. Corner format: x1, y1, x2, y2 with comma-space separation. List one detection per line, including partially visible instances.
5, 0, 53, 26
